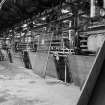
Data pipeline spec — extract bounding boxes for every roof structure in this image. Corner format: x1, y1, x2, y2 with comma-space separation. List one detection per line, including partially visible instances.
0, 0, 63, 31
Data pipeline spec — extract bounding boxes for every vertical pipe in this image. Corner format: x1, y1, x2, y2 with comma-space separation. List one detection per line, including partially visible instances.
65, 61, 67, 83
69, 21, 72, 41
61, 33, 65, 54
90, 0, 96, 18
103, 0, 105, 8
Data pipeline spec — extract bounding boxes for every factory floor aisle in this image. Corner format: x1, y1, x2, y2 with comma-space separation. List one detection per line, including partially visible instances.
0, 61, 80, 105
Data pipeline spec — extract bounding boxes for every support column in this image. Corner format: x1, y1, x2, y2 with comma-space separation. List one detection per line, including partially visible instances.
103, 0, 105, 8
90, 0, 96, 17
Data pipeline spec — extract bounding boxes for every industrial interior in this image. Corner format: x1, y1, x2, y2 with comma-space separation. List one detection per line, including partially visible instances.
0, 0, 104, 105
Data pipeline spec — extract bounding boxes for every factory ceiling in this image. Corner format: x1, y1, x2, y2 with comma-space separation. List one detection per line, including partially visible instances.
0, 0, 91, 33
0, 0, 64, 31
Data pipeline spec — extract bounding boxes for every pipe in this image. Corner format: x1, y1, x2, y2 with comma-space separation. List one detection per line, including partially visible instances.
65, 62, 67, 83
90, 0, 96, 18
0, 0, 7, 9
103, 0, 105, 8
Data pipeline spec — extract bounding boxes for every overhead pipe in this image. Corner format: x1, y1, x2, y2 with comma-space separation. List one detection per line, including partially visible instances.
0, 0, 7, 9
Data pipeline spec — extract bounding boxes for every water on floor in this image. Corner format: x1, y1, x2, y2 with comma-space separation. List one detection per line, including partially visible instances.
0, 61, 80, 105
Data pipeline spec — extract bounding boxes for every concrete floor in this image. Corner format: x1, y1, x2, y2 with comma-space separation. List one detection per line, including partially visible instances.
0, 61, 80, 105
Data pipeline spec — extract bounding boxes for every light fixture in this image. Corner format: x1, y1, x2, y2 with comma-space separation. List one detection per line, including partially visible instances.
61, 9, 70, 13
21, 32, 25, 36
63, 20, 69, 23
9, 30, 12, 32
33, 21, 36, 24
36, 23, 42, 26
22, 24, 28, 28
41, 17, 46, 21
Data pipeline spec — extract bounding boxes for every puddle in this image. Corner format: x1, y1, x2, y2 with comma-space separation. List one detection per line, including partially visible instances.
0, 97, 7, 103
29, 81, 36, 84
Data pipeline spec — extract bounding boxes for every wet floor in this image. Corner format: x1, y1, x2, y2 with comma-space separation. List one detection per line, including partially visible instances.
0, 61, 80, 105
